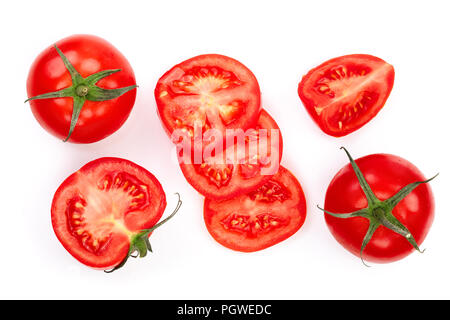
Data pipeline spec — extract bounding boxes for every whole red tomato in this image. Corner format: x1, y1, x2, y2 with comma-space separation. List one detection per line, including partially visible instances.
26, 34, 137, 143
322, 148, 436, 264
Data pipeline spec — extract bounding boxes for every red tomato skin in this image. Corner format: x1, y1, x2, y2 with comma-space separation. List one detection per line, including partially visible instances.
51, 158, 166, 269
204, 166, 307, 252
155, 54, 261, 137
298, 54, 395, 137
27, 35, 137, 143
178, 109, 283, 201
324, 154, 434, 263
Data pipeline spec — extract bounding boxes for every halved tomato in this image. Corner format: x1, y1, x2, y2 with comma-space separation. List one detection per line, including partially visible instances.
51, 158, 179, 271
204, 166, 307, 252
155, 54, 261, 139
298, 54, 395, 137
178, 109, 283, 201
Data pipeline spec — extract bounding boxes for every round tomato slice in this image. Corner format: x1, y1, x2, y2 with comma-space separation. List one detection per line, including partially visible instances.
298, 54, 395, 137
178, 109, 283, 201
155, 54, 261, 138
51, 158, 171, 270
204, 166, 307, 252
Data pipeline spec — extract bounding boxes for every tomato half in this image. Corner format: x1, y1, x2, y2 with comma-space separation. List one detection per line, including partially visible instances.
298, 54, 394, 137
324, 150, 435, 263
155, 54, 261, 139
204, 166, 306, 252
52, 158, 170, 270
178, 109, 283, 201
27, 34, 137, 143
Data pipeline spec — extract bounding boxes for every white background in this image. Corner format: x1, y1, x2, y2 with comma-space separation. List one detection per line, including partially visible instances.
1, 0, 449, 299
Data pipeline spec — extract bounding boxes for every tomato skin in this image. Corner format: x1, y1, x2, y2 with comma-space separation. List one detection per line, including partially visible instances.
204, 166, 307, 252
51, 158, 166, 269
27, 34, 137, 143
178, 109, 283, 201
298, 54, 395, 137
155, 54, 261, 138
324, 154, 434, 263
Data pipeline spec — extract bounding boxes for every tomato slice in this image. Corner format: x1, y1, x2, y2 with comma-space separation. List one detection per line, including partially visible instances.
298, 54, 395, 137
178, 109, 283, 201
204, 166, 307, 252
155, 54, 261, 138
51, 158, 167, 269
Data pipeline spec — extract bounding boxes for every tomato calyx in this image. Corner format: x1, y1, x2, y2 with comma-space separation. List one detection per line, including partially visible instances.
25, 45, 138, 142
104, 193, 182, 273
318, 147, 438, 266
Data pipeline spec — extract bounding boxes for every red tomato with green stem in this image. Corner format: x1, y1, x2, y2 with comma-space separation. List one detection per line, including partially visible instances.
51, 158, 181, 272
298, 54, 394, 137
27, 34, 137, 143
320, 148, 436, 264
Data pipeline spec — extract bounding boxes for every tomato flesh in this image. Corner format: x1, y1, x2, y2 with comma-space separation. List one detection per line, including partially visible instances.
204, 166, 307, 252
298, 54, 394, 137
155, 54, 261, 138
324, 154, 434, 263
52, 158, 166, 269
179, 109, 283, 201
